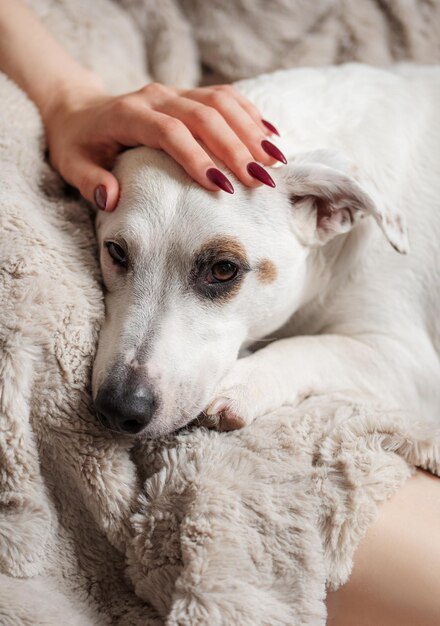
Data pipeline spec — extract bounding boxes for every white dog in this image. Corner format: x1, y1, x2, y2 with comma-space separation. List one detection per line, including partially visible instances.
92, 64, 440, 437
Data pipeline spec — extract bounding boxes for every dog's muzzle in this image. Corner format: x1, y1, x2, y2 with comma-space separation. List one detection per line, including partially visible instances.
94, 368, 159, 434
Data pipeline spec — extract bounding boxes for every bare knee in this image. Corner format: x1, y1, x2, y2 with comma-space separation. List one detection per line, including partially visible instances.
326, 470, 440, 626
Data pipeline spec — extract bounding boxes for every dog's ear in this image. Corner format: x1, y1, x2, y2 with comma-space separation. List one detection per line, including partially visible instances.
282, 150, 408, 253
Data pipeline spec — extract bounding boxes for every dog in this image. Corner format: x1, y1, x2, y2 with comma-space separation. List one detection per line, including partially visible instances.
92, 63, 440, 438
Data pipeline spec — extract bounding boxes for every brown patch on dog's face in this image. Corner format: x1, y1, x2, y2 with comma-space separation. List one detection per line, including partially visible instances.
256, 259, 277, 284
191, 236, 250, 303
199, 236, 249, 266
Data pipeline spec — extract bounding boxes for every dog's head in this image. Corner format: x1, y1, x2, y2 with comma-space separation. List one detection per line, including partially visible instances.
92, 147, 406, 437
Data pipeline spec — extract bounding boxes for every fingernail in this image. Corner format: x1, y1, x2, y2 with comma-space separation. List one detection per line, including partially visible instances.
247, 162, 276, 188
261, 140, 287, 164
94, 184, 108, 211
206, 168, 234, 194
262, 119, 280, 136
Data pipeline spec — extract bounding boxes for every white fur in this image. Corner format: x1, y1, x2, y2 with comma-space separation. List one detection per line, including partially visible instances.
93, 63, 440, 436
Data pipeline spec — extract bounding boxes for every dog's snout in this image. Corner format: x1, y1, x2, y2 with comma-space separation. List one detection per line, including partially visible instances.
94, 371, 158, 434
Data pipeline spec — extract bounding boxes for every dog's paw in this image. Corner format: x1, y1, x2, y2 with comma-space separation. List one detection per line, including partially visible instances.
203, 390, 254, 432
197, 399, 249, 432
201, 359, 278, 432
199, 350, 309, 432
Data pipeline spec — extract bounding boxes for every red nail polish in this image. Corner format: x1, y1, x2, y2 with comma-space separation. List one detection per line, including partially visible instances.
262, 119, 280, 136
247, 162, 276, 188
94, 185, 108, 210
206, 168, 234, 194
261, 140, 287, 164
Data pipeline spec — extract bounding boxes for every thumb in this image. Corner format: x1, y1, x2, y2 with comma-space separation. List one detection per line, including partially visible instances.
65, 156, 120, 212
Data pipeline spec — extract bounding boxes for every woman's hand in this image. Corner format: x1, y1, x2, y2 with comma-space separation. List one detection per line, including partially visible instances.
44, 83, 287, 211
0, 1, 286, 211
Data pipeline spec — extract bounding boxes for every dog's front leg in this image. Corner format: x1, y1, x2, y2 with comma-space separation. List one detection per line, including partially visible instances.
201, 334, 410, 431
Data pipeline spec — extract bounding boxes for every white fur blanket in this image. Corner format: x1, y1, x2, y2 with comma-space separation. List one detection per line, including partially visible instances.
1, 1, 440, 624
119, 0, 440, 86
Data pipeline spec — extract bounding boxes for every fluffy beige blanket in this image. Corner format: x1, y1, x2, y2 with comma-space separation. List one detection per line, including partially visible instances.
1, 1, 440, 624
119, 0, 440, 86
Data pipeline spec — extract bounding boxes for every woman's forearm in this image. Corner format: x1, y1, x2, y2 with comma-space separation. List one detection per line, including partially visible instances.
0, 0, 103, 121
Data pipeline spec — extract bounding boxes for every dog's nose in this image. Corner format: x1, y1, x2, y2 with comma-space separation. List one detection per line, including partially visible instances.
94, 373, 158, 434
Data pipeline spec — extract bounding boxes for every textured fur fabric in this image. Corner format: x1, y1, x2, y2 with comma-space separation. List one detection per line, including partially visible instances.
120, 0, 440, 86
1, 1, 440, 625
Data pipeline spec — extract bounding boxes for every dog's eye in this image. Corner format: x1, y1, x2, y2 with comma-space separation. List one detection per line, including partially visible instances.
106, 241, 127, 267
208, 261, 238, 283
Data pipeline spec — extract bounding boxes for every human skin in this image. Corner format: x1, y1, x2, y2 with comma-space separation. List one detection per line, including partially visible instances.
326, 469, 440, 626
0, 0, 285, 211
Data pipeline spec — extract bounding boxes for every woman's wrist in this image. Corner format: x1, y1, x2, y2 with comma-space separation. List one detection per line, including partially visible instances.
39, 72, 106, 126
